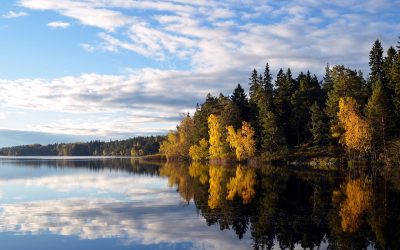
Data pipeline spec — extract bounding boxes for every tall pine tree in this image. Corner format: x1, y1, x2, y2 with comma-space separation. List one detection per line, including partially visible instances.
231, 84, 250, 123
365, 79, 389, 154
369, 40, 386, 87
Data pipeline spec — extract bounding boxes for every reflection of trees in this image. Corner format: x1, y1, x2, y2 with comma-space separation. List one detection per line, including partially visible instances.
188, 162, 209, 184
208, 165, 228, 209
4, 158, 160, 175
158, 162, 400, 249
339, 179, 372, 233
226, 166, 256, 204
159, 163, 194, 203
250, 168, 333, 249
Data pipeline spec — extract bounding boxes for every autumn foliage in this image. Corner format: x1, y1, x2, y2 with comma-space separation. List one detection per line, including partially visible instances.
337, 97, 372, 153
226, 166, 256, 203
226, 121, 256, 161
339, 178, 372, 232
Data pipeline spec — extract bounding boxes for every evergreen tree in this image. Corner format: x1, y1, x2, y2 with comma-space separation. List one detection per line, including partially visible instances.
322, 64, 333, 103
397, 36, 400, 51
263, 63, 274, 109
325, 65, 365, 138
309, 102, 327, 145
231, 84, 250, 122
193, 94, 219, 140
260, 111, 287, 158
366, 79, 389, 155
369, 40, 386, 86
274, 68, 293, 145
391, 52, 400, 118
291, 71, 322, 144
249, 69, 260, 101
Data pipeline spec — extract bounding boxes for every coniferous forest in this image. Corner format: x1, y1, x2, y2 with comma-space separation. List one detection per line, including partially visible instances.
160, 39, 400, 165
0, 136, 163, 156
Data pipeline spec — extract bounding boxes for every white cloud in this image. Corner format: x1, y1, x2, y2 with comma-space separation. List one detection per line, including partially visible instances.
2, 10, 28, 18
79, 43, 95, 52
47, 21, 70, 28
6, 0, 400, 137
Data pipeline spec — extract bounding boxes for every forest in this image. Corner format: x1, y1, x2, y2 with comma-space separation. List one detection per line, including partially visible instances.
0, 136, 163, 156
160, 39, 400, 165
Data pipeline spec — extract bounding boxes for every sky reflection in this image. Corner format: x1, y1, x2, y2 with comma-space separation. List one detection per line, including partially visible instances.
0, 159, 252, 250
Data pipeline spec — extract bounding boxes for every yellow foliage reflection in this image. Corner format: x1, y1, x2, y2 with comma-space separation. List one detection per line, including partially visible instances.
208, 165, 225, 209
226, 166, 256, 204
188, 162, 209, 184
160, 163, 193, 203
339, 178, 372, 232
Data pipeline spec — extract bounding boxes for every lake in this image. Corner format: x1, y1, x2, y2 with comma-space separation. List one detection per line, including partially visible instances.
0, 157, 398, 249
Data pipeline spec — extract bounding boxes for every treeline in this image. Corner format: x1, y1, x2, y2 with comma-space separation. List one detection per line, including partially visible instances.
0, 136, 164, 156
161, 38, 400, 162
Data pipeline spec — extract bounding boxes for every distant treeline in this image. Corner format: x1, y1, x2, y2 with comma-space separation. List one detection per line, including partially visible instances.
0, 136, 164, 156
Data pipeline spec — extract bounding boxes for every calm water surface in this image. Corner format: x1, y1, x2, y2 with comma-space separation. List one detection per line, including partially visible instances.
0, 157, 399, 249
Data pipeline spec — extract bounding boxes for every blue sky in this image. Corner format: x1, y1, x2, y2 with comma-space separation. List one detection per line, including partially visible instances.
0, 0, 399, 146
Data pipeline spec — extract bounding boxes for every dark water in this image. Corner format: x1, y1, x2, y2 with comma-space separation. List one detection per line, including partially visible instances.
0, 157, 399, 249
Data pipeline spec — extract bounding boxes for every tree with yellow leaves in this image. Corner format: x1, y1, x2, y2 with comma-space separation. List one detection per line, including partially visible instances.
160, 115, 196, 160
226, 121, 256, 161
189, 138, 209, 161
159, 131, 180, 160
208, 114, 230, 159
337, 97, 372, 153
177, 115, 196, 156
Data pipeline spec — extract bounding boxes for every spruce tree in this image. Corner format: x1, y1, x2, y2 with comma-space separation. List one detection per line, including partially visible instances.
263, 63, 274, 109
274, 68, 293, 145
322, 64, 333, 103
365, 79, 389, 154
309, 102, 327, 145
325, 65, 365, 140
249, 69, 260, 101
390, 52, 400, 134
291, 71, 322, 144
369, 40, 386, 87
231, 84, 249, 122
260, 111, 287, 159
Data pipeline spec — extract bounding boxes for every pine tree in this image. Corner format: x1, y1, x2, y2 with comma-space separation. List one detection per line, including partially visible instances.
322, 64, 333, 103
369, 40, 386, 87
249, 69, 260, 101
392, 53, 400, 117
325, 65, 365, 139
260, 111, 287, 159
274, 68, 293, 145
231, 84, 249, 122
263, 63, 274, 109
291, 71, 322, 144
366, 79, 389, 154
309, 102, 327, 145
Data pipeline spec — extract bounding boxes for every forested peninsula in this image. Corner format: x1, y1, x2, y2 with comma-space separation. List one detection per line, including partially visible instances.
0, 136, 163, 156
160, 39, 400, 166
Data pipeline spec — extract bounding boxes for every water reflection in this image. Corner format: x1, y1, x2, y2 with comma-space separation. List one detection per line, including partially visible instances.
162, 162, 400, 249
0, 158, 399, 249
